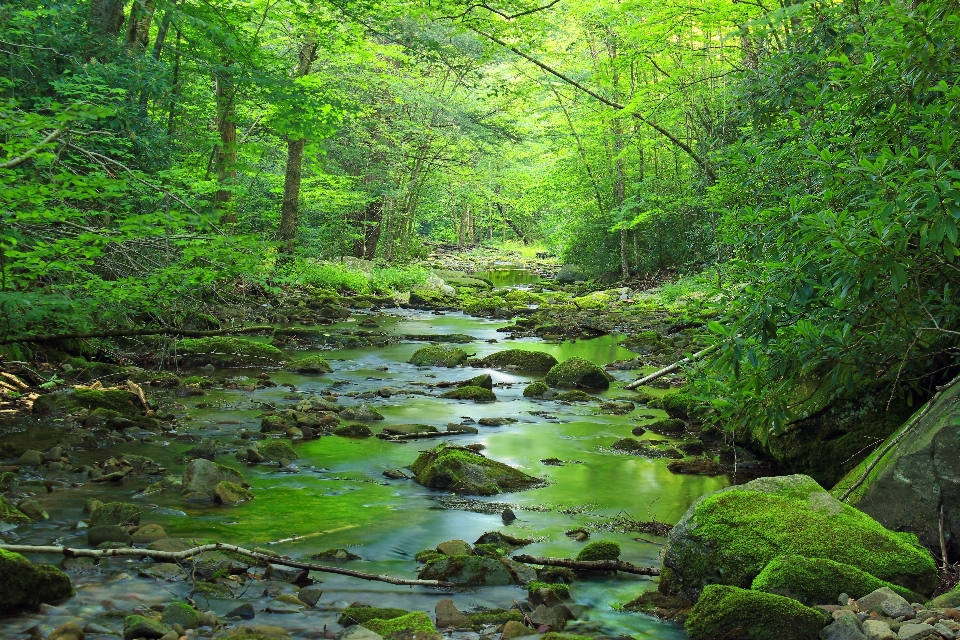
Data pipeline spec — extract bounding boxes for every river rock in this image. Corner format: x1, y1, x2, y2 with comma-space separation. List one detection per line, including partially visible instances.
177, 336, 289, 368
161, 602, 201, 629
131, 523, 167, 543
544, 357, 612, 390
298, 585, 323, 606
500, 557, 537, 584
881, 598, 915, 619
409, 346, 468, 367
16, 449, 43, 466
288, 355, 333, 374
228, 626, 290, 639
381, 424, 437, 436
88, 525, 132, 546
661, 475, 938, 602
471, 350, 558, 372
435, 598, 472, 628
856, 588, 912, 613
600, 401, 635, 415
418, 555, 514, 585
226, 603, 256, 620
17, 498, 47, 520
214, 481, 254, 505
339, 403, 384, 421
335, 626, 384, 640
819, 615, 868, 640
752, 556, 918, 606
501, 620, 535, 639
837, 379, 960, 562
861, 620, 897, 640
49, 622, 85, 640
530, 604, 571, 631
90, 501, 141, 528
685, 584, 829, 640
182, 459, 245, 500
436, 540, 472, 556
123, 615, 170, 640
897, 623, 936, 640
410, 445, 543, 495
264, 563, 310, 585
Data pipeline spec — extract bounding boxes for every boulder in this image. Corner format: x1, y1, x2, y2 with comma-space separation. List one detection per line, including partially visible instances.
0, 496, 30, 524
661, 475, 938, 602
418, 555, 514, 585
88, 525, 132, 546
287, 355, 333, 374
684, 584, 829, 640
178, 337, 290, 368
544, 357, 612, 390
17, 449, 44, 466
409, 346, 468, 367
123, 615, 171, 640
131, 524, 167, 543
335, 627, 384, 640
819, 615, 868, 640
836, 379, 960, 561
501, 621, 535, 639
380, 424, 437, 436
214, 481, 254, 505
410, 445, 543, 495
523, 382, 553, 399
258, 440, 298, 462
90, 501, 141, 528
435, 598, 472, 628
0, 549, 73, 615
436, 540, 472, 556
334, 423, 373, 438
339, 403, 384, 421
182, 459, 245, 500
472, 350, 558, 372
360, 611, 441, 640
161, 602, 201, 629
49, 622, 85, 640
440, 386, 496, 401
459, 373, 493, 389
599, 401, 635, 415
575, 541, 620, 561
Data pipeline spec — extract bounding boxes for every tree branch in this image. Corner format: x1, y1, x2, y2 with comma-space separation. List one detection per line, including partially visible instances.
0, 543, 453, 587
0, 128, 68, 169
511, 554, 660, 576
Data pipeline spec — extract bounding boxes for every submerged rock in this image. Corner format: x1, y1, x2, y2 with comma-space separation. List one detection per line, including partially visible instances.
409, 346, 468, 367
667, 457, 725, 476
410, 445, 544, 495
182, 459, 245, 501
380, 424, 436, 436
333, 423, 373, 438
440, 386, 496, 401
471, 349, 558, 372
661, 474, 938, 602
0, 549, 74, 615
544, 357, 612, 390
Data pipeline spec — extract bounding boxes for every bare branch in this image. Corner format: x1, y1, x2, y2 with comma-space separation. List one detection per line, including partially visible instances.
0, 128, 68, 169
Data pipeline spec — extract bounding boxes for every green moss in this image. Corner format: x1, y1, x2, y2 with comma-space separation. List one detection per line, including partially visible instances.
466, 609, 524, 626
0, 496, 30, 524
751, 555, 919, 605
575, 541, 620, 561
333, 423, 372, 438
528, 581, 570, 599
71, 388, 140, 415
287, 355, 333, 374
410, 445, 543, 495
544, 357, 611, 390
361, 611, 440, 640
440, 386, 497, 401
181, 375, 213, 387
474, 349, 558, 372
179, 337, 289, 368
553, 390, 594, 402
661, 393, 697, 420
473, 543, 506, 558
474, 531, 533, 550
621, 590, 692, 617
338, 607, 409, 626
685, 585, 829, 640
409, 346, 468, 367
610, 439, 683, 459
90, 502, 141, 528
503, 290, 547, 305
646, 418, 686, 434
461, 374, 493, 389
311, 548, 361, 561
540, 633, 593, 640
415, 550, 444, 564
0, 549, 74, 615
258, 440, 298, 462
664, 475, 939, 599
523, 382, 550, 397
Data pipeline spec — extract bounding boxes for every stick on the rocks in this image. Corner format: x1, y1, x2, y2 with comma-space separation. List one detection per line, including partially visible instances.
0, 543, 453, 587
625, 345, 718, 390
511, 554, 660, 576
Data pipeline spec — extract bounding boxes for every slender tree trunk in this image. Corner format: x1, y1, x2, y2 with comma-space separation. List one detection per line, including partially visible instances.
167, 29, 181, 136
214, 60, 237, 223
125, 0, 155, 52
151, 3, 175, 61
607, 36, 629, 281
278, 32, 318, 256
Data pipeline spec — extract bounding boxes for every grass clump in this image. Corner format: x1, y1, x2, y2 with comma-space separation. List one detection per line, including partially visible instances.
685, 585, 829, 640
575, 541, 620, 562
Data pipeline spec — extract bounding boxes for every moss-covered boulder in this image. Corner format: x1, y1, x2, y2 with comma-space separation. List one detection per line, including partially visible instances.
553, 390, 594, 402
214, 481, 254, 505
610, 438, 683, 459
409, 346, 468, 367
418, 555, 515, 585
751, 555, 919, 605
0, 549, 74, 615
458, 373, 493, 389
123, 615, 171, 640
362, 611, 441, 640
440, 386, 496, 401
333, 423, 373, 438
90, 502, 141, 528
472, 350, 558, 372
575, 541, 620, 561
544, 357, 612, 390
258, 440, 298, 462
179, 337, 289, 368
161, 601, 201, 629
0, 496, 31, 524
380, 424, 437, 436
182, 459, 246, 500
287, 355, 333, 374
685, 585, 829, 640
411, 445, 543, 495
33, 387, 140, 417
662, 474, 938, 602
339, 606, 410, 626
523, 382, 552, 398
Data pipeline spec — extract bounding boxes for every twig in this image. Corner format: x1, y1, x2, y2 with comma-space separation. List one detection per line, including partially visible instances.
511, 554, 660, 576
839, 372, 960, 502
625, 344, 718, 390
0, 543, 453, 587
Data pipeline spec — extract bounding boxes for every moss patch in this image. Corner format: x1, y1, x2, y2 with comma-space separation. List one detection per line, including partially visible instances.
528, 581, 570, 599
0, 496, 30, 524
411, 445, 543, 495
287, 355, 333, 374
523, 382, 550, 397
179, 337, 289, 368
409, 346, 469, 367
751, 554, 919, 605
544, 357, 611, 390
258, 440, 298, 462
338, 606, 409, 626
576, 541, 620, 561
685, 585, 829, 640
0, 549, 74, 615
473, 350, 558, 372
553, 390, 594, 402
361, 611, 441, 640
440, 386, 497, 401
465, 609, 523, 627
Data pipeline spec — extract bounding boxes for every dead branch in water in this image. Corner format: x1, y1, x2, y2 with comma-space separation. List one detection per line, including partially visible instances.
511, 554, 660, 576
0, 543, 453, 587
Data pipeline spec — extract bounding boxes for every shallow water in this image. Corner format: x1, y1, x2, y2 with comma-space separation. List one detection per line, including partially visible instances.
0, 308, 728, 639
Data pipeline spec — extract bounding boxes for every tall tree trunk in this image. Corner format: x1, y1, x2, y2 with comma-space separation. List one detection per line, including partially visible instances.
214, 60, 237, 223
607, 35, 629, 281
278, 32, 318, 255
151, 3, 175, 61
167, 29, 181, 136
89, 0, 126, 39
125, 0, 155, 52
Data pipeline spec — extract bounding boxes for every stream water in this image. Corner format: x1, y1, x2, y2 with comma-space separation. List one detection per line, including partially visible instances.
0, 290, 730, 639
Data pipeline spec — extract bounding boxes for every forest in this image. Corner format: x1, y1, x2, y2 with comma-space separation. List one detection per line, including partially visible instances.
1, 0, 960, 639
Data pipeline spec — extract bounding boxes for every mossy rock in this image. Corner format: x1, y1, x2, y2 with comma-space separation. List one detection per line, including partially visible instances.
475, 530, 533, 551
179, 337, 289, 368
333, 423, 373, 438
544, 357, 612, 390
440, 386, 497, 401
403, 333, 475, 343
410, 445, 543, 495
473, 350, 558, 372
540, 634, 592, 640
662, 474, 939, 601
750, 554, 919, 606
685, 585, 829, 640
466, 609, 524, 627
0, 549, 74, 615
645, 418, 686, 434
622, 590, 693, 619
362, 611, 442, 640
161, 601, 201, 629
667, 457, 725, 475
0, 496, 30, 524
34, 388, 140, 417
311, 548, 361, 561
418, 555, 515, 585
338, 606, 410, 626
459, 373, 493, 390
528, 581, 570, 599
287, 355, 333, 374
415, 549, 444, 564
258, 440, 298, 462
409, 346, 468, 367
214, 481, 254, 505
523, 382, 551, 398
90, 502, 141, 528
575, 541, 620, 562
661, 393, 698, 420
610, 438, 683, 459
553, 390, 594, 402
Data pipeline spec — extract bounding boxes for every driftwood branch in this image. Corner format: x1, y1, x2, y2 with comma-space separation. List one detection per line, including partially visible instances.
0, 325, 274, 346
511, 554, 660, 576
839, 372, 960, 502
0, 543, 453, 587
377, 429, 478, 441
625, 344, 718, 390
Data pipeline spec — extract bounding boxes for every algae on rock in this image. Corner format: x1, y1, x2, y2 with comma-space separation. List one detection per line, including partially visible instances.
544, 357, 612, 390
685, 585, 829, 640
409, 346, 468, 367
410, 445, 544, 495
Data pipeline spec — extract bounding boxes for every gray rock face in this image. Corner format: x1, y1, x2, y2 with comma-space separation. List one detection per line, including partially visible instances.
861, 620, 896, 640
896, 623, 935, 640
339, 403, 384, 421
435, 598, 471, 628
181, 459, 244, 500
839, 380, 960, 559
819, 616, 867, 640
530, 604, 573, 631
880, 598, 914, 619
418, 555, 515, 585
856, 588, 908, 613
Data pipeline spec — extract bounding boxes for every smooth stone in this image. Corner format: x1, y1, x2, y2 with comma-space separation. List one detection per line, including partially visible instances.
882, 599, 916, 619
159, 632, 179, 640
226, 603, 255, 620
123, 615, 170, 640
858, 588, 911, 614
198, 611, 217, 628
820, 615, 867, 640
161, 602, 200, 629
264, 563, 311, 585
501, 620, 535, 639
83, 623, 114, 635
49, 622, 85, 640
935, 623, 957, 640
897, 623, 936, 640
435, 598, 472, 629
227, 626, 289, 638
16, 450, 43, 466
265, 598, 303, 614
862, 620, 897, 640
436, 540, 472, 557
88, 525, 132, 546
530, 605, 570, 631
334, 625, 384, 640
131, 524, 167, 543
298, 586, 323, 607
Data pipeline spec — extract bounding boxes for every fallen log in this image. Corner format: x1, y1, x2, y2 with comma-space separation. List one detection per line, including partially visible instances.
0, 325, 275, 346
511, 554, 660, 576
0, 542, 453, 587
625, 344, 718, 390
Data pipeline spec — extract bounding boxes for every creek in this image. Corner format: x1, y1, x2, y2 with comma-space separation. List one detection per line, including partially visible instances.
0, 287, 731, 640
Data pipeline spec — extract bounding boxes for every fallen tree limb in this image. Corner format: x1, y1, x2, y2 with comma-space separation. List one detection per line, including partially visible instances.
0, 325, 274, 346
377, 429, 478, 441
838, 372, 960, 502
511, 554, 660, 576
625, 344, 719, 390
0, 543, 453, 587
